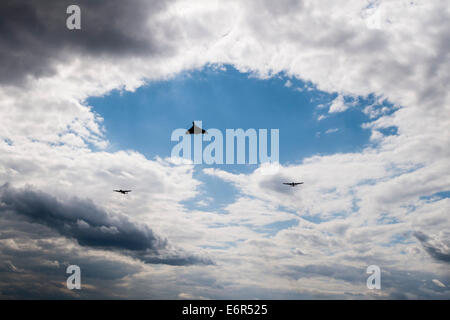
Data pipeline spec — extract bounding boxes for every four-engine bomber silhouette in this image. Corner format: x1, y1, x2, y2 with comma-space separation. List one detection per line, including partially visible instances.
186, 121, 207, 134
283, 182, 304, 187
113, 189, 132, 194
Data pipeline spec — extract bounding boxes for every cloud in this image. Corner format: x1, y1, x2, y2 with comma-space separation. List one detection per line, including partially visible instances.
282, 263, 450, 299
0, 184, 212, 266
0, 235, 145, 299
413, 231, 450, 263
0, 0, 174, 86
325, 128, 339, 134
0, 0, 449, 299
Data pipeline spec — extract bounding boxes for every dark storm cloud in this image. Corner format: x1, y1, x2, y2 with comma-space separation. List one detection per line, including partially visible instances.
0, 0, 175, 85
283, 263, 450, 299
414, 231, 450, 263
0, 184, 212, 266
0, 184, 165, 251
0, 247, 143, 299
0, 211, 148, 299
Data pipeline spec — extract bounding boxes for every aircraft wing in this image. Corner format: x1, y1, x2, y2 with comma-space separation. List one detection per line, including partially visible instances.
186, 125, 194, 134
282, 182, 303, 186
186, 122, 207, 134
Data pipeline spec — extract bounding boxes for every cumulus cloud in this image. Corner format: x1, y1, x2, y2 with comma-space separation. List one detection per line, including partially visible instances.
414, 231, 450, 264
329, 95, 349, 113
0, 0, 449, 299
0, 234, 145, 299
432, 279, 446, 288
0, 184, 212, 266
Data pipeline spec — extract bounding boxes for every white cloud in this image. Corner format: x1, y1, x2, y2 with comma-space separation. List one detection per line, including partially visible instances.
432, 279, 446, 288
0, 0, 449, 299
329, 95, 349, 113
325, 128, 339, 134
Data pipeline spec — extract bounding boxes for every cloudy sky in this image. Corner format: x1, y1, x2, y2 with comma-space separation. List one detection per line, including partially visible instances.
0, 0, 449, 299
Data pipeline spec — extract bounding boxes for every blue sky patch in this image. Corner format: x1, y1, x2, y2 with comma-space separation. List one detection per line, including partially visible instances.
87, 65, 376, 168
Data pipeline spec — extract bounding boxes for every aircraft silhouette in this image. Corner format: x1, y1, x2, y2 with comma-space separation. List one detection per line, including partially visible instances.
186, 122, 207, 134
283, 182, 304, 187
113, 189, 131, 194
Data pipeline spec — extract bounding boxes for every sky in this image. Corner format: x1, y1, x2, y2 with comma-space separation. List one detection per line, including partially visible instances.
88, 66, 375, 162
0, 0, 449, 299
87, 66, 379, 215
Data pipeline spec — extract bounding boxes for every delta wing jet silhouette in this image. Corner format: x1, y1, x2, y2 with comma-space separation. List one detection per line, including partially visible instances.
283, 182, 304, 187
113, 189, 132, 194
186, 122, 207, 134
